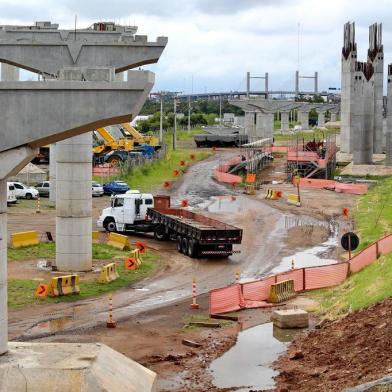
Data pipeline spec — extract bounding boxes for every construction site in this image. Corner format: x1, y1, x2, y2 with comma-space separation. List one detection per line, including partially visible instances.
1, 8, 392, 392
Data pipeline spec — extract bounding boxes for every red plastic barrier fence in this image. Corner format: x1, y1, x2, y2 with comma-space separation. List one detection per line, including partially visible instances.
298, 178, 336, 188
334, 183, 368, 195
209, 284, 244, 314
213, 169, 242, 185
241, 276, 276, 302
377, 234, 392, 255
276, 269, 304, 292
304, 262, 349, 290
349, 243, 378, 273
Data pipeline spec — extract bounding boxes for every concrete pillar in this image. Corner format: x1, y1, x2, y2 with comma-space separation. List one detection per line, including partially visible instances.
1, 63, 19, 81
299, 111, 309, 129
386, 65, 392, 165
353, 67, 374, 165
265, 113, 274, 139
318, 112, 325, 127
56, 133, 92, 271
255, 112, 265, 138
330, 113, 337, 122
49, 144, 56, 205
280, 112, 290, 132
244, 111, 253, 136
0, 180, 7, 355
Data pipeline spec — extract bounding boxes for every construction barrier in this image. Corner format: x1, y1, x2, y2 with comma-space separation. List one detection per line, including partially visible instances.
287, 193, 301, 206
265, 189, 282, 200
209, 233, 392, 315
348, 244, 378, 273
92, 231, 100, 244
244, 184, 256, 195
98, 262, 120, 283
209, 284, 244, 315
268, 279, 297, 303
298, 178, 368, 195
11, 231, 39, 248
48, 275, 80, 297
129, 249, 143, 266
304, 263, 349, 290
213, 169, 242, 185
107, 232, 130, 251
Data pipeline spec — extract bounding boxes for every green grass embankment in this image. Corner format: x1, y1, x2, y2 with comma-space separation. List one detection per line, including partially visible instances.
8, 243, 159, 309
312, 177, 392, 319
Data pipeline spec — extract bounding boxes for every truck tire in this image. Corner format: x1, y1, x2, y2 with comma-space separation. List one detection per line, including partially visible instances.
104, 218, 117, 232
154, 224, 168, 241
177, 236, 183, 253
181, 237, 189, 254
187, 240, 198, 258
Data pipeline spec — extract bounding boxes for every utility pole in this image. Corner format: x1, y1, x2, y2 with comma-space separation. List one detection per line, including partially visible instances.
173, 96, 177, 151
187, 95, 191, 133
159, 93, 163, 143
219, 95, 222, 126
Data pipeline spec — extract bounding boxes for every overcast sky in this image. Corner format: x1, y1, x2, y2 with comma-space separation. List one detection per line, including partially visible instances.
1, 0, 391, 94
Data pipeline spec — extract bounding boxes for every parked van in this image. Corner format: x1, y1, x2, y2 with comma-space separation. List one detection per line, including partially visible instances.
7, 182, 17, 205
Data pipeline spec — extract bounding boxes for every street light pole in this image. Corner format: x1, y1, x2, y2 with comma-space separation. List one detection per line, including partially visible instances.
187, 95, 191, 133
159, 93, 163, 143
173, 97, 177, 151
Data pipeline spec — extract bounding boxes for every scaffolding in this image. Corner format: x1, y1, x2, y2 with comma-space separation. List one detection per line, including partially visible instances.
286, 131, 337, 180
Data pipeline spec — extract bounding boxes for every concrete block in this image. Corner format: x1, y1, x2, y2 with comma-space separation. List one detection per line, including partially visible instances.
0, 342, 157, 392
271, 308, 309, 329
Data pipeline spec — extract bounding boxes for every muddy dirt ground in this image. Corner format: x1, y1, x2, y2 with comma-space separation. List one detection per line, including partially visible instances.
275, 298, 392, 392
6, 149, 363, 391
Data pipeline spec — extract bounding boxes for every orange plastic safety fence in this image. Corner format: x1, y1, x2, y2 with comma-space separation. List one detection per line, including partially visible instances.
241, 276, 276, 302
214, 169, 242, 185
209, 284, 244, 314
276, 269, 304, 292
305, 262, 349, 290
334, 183, 368, 195
349, 243, 378, 273
377, 234, 392, 255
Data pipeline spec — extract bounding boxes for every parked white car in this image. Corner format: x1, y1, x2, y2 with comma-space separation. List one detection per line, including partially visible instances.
92, 181, 104, 197
11, 182, 39, 200
7, 182, 17, 205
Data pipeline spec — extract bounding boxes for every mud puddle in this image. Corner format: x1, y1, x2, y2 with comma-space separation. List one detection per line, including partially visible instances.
205, 195, 242, 213
29, 316, 74, 335
209, 322, 304, 391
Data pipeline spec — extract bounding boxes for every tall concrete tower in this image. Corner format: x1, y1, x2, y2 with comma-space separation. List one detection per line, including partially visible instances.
386, 65, 392, 165
367, 23, 384, 154
352, 62, 374, 165
341, 22, 357, 153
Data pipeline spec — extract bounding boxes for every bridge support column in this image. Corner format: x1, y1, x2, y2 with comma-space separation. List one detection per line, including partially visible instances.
318, 112, 325, 127
256, 113, 265, 138
244, 111, 254, 136
49, 144, 56, 206
0, 180, 7, 355
330, 113, 337, 122
299, 111, 309, 129
386, 66, 392, 165
280, 111, 290, 133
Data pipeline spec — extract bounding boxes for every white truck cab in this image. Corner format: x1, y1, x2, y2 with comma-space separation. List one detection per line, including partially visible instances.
97, 191, 154, 232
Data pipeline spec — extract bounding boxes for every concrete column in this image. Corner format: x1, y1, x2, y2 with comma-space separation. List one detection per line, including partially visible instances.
255, 112, 265, 138
56, 133, 92, 271
1, 63, 19, 81
318, 112, 325, 127
299, 111, 309, 129
244, 111, 253, 136
49, 144, 56, 205
0, 180, 7, 355
280, 112, 290, 132
265, 113, 274, 139
330, 113, 337, 122
386, 66, 392, 165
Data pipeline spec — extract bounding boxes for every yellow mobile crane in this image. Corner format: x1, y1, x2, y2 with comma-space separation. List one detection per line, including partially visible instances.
119, 123, 160, 148
93, 127, 134, 155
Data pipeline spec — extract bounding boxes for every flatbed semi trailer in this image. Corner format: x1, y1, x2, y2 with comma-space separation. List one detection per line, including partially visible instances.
97, 193, 242, 258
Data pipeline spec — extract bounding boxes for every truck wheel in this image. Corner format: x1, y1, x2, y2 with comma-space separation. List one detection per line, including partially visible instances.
181, 237, 189, 254
187, 240, 198, 258
154, 224, 167, 241
104, 219, 116, 232
177, 236, 183, 253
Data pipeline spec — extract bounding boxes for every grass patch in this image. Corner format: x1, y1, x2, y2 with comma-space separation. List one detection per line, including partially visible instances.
8, 250, 159, 309
311, 176, 392, 318
117, 148, 211, 192
164, 127, 206, 144
7, 242, 159, 309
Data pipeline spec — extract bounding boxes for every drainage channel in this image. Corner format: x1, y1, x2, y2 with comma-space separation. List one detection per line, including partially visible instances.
209, 322, 304, 391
